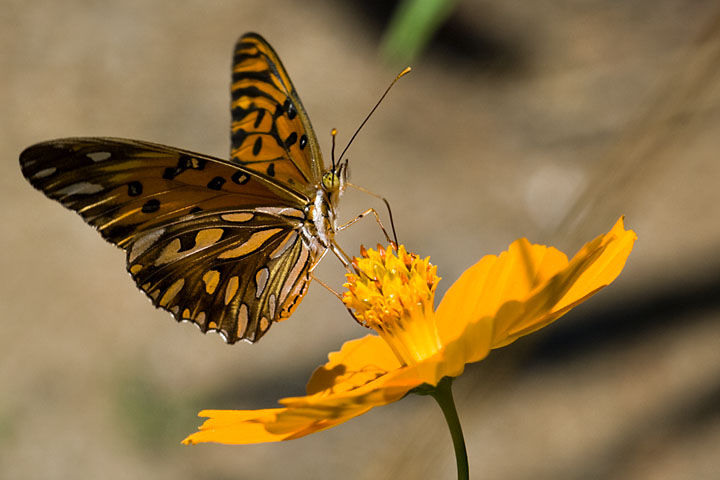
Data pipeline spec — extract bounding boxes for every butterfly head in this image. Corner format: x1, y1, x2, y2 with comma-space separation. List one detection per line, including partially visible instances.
322, 159, 348, 200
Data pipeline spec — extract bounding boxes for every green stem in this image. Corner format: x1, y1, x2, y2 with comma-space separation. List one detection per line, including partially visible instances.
430, 377, 469, 480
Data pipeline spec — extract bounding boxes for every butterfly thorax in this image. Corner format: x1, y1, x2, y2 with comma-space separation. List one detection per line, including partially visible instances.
304, 176, 341, 259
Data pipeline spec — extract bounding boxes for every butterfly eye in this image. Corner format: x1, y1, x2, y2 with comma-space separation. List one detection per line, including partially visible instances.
322, 171, 341, 192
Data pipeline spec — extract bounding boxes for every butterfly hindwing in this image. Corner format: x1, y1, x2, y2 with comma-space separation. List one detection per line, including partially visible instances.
129, 211, 314, 342
230, 33, 324, 195
20, 138, 315, 342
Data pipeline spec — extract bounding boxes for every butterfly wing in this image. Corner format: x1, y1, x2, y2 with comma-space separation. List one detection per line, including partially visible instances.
230, 33, 324, 195
20, 138, 316, 343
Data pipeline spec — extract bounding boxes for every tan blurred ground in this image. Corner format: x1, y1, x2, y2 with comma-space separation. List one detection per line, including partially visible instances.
2, 1, 720, 479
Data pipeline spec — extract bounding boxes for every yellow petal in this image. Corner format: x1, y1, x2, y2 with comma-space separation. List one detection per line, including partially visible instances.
436, 217, 636, 352
557, 216, 637, 311
183, 336, 422, 445
436, 238, 568, 346
306, 334, 401, 395
493, 216, 636, 347
433, 309, 497, 374
183, 376, 421, 445
182, 408, 292, 445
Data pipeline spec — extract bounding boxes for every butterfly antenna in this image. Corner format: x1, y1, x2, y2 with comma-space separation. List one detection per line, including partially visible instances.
330, 128, 338, 172
337, 67, 411, 163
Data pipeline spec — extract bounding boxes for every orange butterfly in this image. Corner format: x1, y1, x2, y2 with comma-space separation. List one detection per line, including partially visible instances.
20, 33, 358, 343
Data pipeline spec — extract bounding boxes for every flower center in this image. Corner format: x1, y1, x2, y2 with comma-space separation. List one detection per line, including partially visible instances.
342, 244, 442, 366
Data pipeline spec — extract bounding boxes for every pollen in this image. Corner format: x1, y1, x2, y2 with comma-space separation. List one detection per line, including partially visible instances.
343, 244, 442, 366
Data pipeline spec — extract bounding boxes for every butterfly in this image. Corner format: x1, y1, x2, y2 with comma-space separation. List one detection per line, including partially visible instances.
19, 32, 355, 344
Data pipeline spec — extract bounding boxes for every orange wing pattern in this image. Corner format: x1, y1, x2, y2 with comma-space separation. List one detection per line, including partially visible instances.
20, 138, 315, 342
229, 33, 324, 196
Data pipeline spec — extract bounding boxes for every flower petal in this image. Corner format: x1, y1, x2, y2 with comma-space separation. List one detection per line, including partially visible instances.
183, 409, 292, 445
436, 237, 568, 345
436, 217, 636, 351
306, 334, 401, 395
183, 336, 421, 445
183, 376, 421, 445
492, 216, 636, 347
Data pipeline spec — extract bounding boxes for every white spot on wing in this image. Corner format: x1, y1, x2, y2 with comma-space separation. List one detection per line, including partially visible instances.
87, 151, 111, 162
129, 228, 165, 263
225, 276, 239, 305
255, 207, 305, 219
270, 232, 297, 259
255, 267, 269, 298
33, 167, 57, 179
57, 182, 104, 196
238, 303, 249, 337
268, 294, 276, 319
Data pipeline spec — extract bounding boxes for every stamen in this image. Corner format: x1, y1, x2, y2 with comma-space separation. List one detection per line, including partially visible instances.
342, 245, 442, 366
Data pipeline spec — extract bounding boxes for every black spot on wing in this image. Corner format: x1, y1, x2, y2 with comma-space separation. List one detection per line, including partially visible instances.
283, 99, 297, 120
284, 132, 297, 148
162, 167, 177, 180
207, 176, 226, 190
163, 154, 206, 180
142, 199, 160, 213
127, 181, 143, 197
253, 109, 265, 128
274, 102, 284, 118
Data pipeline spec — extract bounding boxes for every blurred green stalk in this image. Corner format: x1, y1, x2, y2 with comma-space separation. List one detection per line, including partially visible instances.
381, 0, 458, 65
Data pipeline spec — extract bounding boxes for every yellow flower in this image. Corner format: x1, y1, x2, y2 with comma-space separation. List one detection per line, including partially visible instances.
183, 217, 636, 445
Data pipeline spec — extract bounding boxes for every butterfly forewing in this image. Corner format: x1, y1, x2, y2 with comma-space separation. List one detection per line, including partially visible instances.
230, 33, 324, 194
20, 138, 316, 342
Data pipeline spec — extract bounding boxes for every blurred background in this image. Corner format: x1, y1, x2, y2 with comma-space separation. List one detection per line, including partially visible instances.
2, 0, 720, 478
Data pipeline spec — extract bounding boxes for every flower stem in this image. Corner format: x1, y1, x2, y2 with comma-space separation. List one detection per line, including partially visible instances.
430, 377, 469, 480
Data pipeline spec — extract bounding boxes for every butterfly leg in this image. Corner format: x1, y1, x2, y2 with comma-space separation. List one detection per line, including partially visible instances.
311, 273, 343, 301
345, 182, 398, 246
310, 247, 329, 270
337, 208, 397, 248
328, 241, 352, 269
310, 249, 356, 314
312, 272, 366, 325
